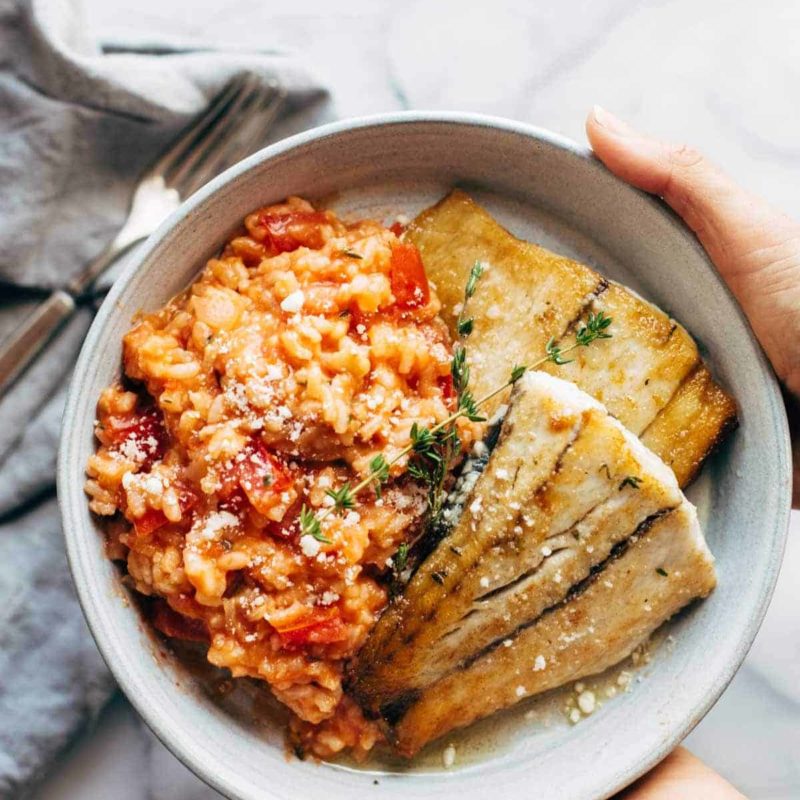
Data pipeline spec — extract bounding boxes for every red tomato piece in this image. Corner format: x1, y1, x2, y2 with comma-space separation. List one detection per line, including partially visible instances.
107, 405, 167, 470
131, 484, 197, 536
389, 221, 406, 237
277, 607, 348, 650
133, 508, 168, 536
390, 242, 430, 309
243, 438, 293, 490
151, 598, 209, 643
220, 437, 294, 517
437, 373, 456, 405
266, 497, 303, 540
257, 211, 329, 254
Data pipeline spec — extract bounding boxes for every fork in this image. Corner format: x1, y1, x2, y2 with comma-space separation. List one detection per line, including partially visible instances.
0, 73, 286, 397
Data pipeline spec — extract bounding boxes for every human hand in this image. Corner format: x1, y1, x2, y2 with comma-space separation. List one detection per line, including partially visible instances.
616, 747, 746, 799
586, 105, 800, 509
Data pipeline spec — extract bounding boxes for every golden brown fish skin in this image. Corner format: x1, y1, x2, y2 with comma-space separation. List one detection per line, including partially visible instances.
388, 500, 715, 756
407, 190, 737, 485
407, 190, 603, 418
641, 365, 739, 486
349, 373, 686, 728
540, 283, 699, 435
350, 378, 585, 700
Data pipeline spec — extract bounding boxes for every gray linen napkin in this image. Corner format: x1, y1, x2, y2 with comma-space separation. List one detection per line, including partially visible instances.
0, 0, 325, 795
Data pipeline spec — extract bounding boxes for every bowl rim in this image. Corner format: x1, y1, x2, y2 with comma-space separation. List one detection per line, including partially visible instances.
58, 110, 792, 799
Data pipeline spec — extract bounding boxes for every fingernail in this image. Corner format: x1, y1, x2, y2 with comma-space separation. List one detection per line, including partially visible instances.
592, 105, 636, 136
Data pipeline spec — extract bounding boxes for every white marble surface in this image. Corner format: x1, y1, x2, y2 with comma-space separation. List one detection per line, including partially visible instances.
34, 0, 800, 797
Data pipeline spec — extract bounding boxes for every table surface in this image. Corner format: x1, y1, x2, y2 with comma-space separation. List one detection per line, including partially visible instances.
34, 0, 800, 797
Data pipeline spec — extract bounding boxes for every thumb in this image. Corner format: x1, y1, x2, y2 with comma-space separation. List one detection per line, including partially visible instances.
586, 105, 800, 396
586, 106, 791, 273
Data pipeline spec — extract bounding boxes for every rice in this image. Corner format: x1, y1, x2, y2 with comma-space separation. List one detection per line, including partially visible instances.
85, 196, 475, 759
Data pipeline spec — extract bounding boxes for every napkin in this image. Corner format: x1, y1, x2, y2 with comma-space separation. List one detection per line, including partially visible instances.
0, 0, 325, 794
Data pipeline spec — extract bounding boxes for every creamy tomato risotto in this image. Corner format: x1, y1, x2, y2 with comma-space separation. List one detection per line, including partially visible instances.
85, 197, 474, 759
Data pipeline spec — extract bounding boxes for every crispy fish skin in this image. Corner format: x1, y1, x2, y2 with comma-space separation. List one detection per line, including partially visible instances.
406, 190, 736, 484
352, 373, 585, 696
407, 190, 602, 418
350, 373, 681, 700
388, 499, 715, 756
540, 283, 699, 435
641, 365, 739, 486
349, 374, 713, 753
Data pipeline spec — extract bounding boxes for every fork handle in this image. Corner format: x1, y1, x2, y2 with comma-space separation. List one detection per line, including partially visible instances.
0, 290, 76, 397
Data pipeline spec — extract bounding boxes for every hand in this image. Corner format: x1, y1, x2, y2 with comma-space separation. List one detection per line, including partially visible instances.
616, 747, 746, 799
583, 107, 800, 800
586, 105, 800, 508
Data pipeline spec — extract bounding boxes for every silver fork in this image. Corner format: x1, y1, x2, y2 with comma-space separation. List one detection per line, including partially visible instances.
0, 73, 286, 397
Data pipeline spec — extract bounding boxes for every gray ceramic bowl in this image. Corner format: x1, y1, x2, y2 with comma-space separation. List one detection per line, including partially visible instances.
59, 113, 792, 800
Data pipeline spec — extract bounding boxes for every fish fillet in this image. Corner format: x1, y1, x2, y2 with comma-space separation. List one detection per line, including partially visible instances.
406, 190, 737, 483
349, 372, 716, 756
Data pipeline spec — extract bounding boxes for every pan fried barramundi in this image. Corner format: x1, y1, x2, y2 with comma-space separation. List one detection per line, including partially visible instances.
406, 190, 736, 486
349, 372, 716, 756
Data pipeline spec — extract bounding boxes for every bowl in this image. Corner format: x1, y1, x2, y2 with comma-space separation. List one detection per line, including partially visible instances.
58, 112, 792, 800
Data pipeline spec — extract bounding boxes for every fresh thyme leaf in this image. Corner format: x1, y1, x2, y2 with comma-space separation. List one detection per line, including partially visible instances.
619, 475, 643, 490
369, 454, 390, 498
656, 567, 668, 577
599, 463, 612, 480
465, 261, 485, 299
451, 347, 470, 394
456, 261, 485, 341
395, 542, 409, 572
457, 317, 474, 337
339, 249, 363, 259
325, 483, 356, 512
406, 462, 428, 481
576, 310, 613, 347
431, 571, 445, 585
299, 505, 330, 543
545, 336, 573, 366
458, 389, 486, 422
510, 364, 527, 383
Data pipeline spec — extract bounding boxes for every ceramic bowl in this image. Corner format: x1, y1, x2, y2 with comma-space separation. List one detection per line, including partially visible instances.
58, 113, 792, 800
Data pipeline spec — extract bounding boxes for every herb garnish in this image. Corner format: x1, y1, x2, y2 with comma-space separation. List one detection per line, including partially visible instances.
619, 475, 643, 490
656, 567, 668, 577
298, 273, 614, 544
299, 504, 330, 543
340, 249, 363, 259
456, 260, 484, 337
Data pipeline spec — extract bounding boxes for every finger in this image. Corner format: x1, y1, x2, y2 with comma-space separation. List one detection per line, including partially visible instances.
617, 747, 746, 800
586, 105, 800, 396
585, 106, 791, 273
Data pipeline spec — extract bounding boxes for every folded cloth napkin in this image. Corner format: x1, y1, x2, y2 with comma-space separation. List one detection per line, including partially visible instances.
0, 1, 325, 795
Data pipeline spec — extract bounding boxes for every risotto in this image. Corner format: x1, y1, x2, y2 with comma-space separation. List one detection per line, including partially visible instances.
84, 197, 475, 759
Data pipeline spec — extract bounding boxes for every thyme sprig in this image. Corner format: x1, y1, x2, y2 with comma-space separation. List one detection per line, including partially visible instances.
297, 290, 614, 541
456, 261, 485, 337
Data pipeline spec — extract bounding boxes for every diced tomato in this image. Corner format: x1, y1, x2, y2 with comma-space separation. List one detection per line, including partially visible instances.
218, 488, 249, 517
219, 437, 294, 517
389, 221, 406, 237
266, 497, 303, 540
390, 242, 429, 310
131, 484, 197, 536
151, 598, 209, 643
133, 508, 168, 535
257, 211, 330, 254
106, 404, 167, 470
276, 607, 348, 650
437, 373, 456, 404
